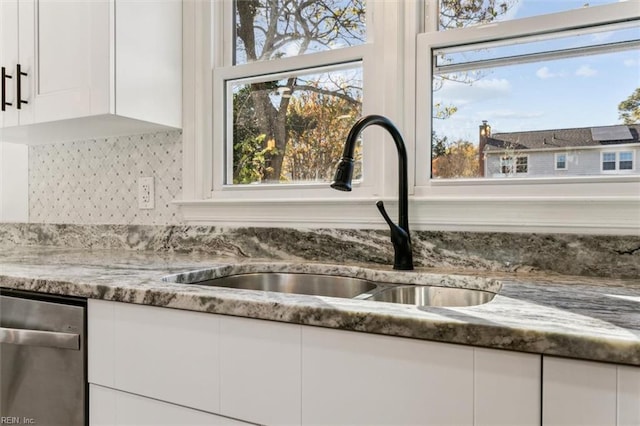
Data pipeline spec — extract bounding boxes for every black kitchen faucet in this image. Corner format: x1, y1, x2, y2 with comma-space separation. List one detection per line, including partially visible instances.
331, 114, 414, 270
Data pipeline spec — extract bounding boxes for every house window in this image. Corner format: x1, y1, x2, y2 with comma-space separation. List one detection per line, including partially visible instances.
602, 152, 617, 171
620, 151, 634, 170
516, 156, 528, 174
603, 151, 635, 172
180, 1, 640, 231
500, 155, 528, 176
216, 0, 367, 188
423, 3, 640, 181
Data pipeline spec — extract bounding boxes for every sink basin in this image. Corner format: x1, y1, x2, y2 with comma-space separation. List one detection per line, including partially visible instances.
364, 285, 495, 307
185, 273, 379, 299
166, 267, 499, 307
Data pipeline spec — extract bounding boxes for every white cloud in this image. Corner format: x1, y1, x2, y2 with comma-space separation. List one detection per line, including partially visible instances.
487, 110, 545, 119
434, 77, 513, 107
623, 59, 637, 67
536, 67, 555, 79
474, 78, 512, 92
575, 65, 598, 77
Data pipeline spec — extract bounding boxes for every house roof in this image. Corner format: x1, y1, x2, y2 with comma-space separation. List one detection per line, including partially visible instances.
483, 124, 640, 152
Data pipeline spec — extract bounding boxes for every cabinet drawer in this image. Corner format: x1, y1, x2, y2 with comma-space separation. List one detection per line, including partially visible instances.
88, 300, 220, 414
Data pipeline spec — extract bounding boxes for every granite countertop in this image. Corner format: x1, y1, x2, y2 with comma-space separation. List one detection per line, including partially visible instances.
0, 245, 638, 366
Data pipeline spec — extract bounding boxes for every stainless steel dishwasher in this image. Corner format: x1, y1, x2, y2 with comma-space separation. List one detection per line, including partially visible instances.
1, 289, 87, 426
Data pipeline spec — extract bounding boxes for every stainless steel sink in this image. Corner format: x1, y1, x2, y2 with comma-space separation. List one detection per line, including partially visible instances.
363, 285, 495, 307
167, 269, 498, 307
186, 273, 379, 299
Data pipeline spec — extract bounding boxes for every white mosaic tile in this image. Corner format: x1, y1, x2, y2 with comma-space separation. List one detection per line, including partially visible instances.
29, 131, 184, 225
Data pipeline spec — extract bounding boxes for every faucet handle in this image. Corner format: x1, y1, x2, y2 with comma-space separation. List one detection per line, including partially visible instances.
375, 201, 396, 230
376, 201, 414, 270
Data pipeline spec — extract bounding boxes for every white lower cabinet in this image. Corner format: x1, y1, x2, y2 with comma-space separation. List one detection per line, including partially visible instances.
474, 347, 542, 426
301, 327, 540, 426
220, 316, 301, 425
90, 385, 249, 426
89, 300, 638, 426
88, 300, 221, 414
543, 356, 640, 426
618, 365, 640, 425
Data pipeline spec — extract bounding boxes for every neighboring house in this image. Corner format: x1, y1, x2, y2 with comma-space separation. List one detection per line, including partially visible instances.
478, 122, 640, 178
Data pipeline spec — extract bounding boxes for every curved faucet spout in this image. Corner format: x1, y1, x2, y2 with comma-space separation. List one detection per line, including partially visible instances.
330, 114, 414, 270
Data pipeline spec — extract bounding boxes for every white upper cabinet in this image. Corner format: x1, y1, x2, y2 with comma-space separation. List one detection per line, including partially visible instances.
0, 0, 181, 144
0, 0, 19, 129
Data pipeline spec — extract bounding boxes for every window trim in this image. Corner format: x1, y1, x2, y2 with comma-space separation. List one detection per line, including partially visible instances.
416, 1, 639, 187
209, 0, 386, 200
179, 0, 640, 235
497, 154, 529, 177
602, 150, 636, 174
555, 153, 568, 171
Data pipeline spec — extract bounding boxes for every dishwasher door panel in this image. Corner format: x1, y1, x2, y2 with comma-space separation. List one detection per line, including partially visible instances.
1, 293, 87, 426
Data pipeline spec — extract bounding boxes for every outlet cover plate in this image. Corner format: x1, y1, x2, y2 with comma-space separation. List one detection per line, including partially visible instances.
138, 177, 155, 209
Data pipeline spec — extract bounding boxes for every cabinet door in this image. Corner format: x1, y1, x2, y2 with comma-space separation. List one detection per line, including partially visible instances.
618, 365, 640, 426
301, 327, 474, 425
88, 300, 221, 415
90, 384, 249, 426
0, 0, 18, 128
219, 316, 302, 425
543, 357, 617, 426
17, 0, 110, 125
474, 348, 541, 426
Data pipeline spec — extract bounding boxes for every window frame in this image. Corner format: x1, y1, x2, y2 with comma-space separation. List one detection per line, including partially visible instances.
555, 153, 568, 171
498, 154, 529, 177
602, 150, 636, 174
210, 0, 380, 199
179, 0, 640, 235
619, 151, 634, 171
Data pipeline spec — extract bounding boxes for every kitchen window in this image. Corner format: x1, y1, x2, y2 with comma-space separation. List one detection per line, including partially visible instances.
180, 0, 640, 233
207, 0, 381, 201
421, 7, 639, 182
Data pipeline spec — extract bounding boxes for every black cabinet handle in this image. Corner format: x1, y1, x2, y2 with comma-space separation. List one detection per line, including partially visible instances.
1, 66, 13, 111
16, 64, 28, 110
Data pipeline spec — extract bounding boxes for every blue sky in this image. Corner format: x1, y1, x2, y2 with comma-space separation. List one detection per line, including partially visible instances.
432, 0, 640, 143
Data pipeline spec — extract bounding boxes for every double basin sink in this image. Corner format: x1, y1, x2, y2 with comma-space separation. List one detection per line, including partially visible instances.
165, 271, 497, 308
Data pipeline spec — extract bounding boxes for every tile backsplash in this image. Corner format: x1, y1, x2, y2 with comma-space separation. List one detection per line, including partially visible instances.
29, 131, 183, 225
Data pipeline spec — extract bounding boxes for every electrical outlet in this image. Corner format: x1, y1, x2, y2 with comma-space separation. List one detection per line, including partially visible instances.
138, 177, 155, 209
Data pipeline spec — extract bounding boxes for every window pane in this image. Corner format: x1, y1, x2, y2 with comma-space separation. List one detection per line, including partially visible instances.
228, 64, 363, 185
602, 152, 616, 170
438, 0, 618, 31
620, 151, 634, 170
234, 0, 366, 65
556, 154, 566, 169
516, 156, 528, 173
431, 45, 640, 179
435, 25, 638, 70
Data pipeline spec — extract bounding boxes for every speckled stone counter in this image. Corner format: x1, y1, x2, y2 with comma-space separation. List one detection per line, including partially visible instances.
0, 246, 638, 366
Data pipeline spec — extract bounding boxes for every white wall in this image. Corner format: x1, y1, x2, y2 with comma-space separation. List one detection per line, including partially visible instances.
0, 142, 28, 222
